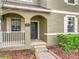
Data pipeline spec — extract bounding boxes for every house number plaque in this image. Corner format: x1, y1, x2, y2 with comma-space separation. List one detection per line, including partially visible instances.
25, 23, 30, 27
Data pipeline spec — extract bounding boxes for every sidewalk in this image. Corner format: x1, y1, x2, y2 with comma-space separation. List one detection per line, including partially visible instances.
35, 51, 56, 59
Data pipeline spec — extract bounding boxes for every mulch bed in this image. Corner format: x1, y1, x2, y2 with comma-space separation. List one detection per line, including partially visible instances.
48, 46, 79, 59
0, 49, 36, 59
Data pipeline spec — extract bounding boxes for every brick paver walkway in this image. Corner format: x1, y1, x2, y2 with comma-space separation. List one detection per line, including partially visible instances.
35, 51, 56, 59
32, 41, 61, 59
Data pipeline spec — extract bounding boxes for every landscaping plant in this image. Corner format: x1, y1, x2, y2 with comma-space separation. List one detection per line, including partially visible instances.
0, 56, 11, 59
57, 34, 79, 52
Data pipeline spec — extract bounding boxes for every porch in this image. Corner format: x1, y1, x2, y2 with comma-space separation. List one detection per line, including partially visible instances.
0, 13, 47, 49
0, 31, 25, 48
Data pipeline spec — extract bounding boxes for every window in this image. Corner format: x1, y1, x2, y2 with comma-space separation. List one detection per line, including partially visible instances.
68, 0, 75, 4
67, 17, 75, 32
64, 0, 78, 5
64, 15, 78, 33
20, 0, 32, 2
11, 18, 21, 31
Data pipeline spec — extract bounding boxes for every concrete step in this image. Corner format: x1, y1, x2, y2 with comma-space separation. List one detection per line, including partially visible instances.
31, 41, 48, 52
34, 45, 46, 48
31, 42, 46, 46
35, 48, 48, 52
34, 44, 48, 52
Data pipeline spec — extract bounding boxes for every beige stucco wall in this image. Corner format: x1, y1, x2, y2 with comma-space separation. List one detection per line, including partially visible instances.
6, 17, 11, 31
7, 0, 40, 5
40, 0, 47, 8
2, 8, 49, 49
47, 0, 79, 12
6, 0, 79, 12
47, 13, 79, 46
2, 7, 79, 49
2, 14, 25, 31
46, 13, 64, 45
47, 13, 64, 33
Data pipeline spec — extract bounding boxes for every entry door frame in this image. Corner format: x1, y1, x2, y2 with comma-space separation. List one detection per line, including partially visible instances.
31, 20, 40, 40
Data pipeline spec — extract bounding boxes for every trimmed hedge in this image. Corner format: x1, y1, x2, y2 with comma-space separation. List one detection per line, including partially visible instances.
57, 34, 79, 52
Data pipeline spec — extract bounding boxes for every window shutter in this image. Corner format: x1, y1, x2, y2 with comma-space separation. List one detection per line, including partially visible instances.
64, 0, 68, 3
75, 0, 78, 5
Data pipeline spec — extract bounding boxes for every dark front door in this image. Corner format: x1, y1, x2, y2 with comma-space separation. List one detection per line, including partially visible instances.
31, 22, 38, 40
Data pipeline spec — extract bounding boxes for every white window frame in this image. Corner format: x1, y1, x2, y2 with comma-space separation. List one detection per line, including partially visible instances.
11, 18, 21, 31
64, 0, 78, 5
64, 15, 78, 33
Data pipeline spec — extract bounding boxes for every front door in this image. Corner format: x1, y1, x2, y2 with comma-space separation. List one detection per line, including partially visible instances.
31, 21, 39, 40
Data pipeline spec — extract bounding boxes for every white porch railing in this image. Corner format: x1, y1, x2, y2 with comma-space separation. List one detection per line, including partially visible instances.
0, 31, 25, 48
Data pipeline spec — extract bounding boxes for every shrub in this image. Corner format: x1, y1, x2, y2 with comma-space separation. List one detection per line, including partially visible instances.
57, 34, 79, 52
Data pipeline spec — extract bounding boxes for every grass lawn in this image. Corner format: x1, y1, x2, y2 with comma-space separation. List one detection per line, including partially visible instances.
0, 56, 11, 59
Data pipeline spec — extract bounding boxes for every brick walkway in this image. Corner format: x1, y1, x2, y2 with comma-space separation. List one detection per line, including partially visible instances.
32, 41, 61, 59
33, 42, 57, 59
35, 51, 56, 59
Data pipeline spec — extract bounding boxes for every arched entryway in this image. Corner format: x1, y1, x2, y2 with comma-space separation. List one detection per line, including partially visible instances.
1, 13, 25, 47
2, 13, 25, 31
31, 15, 47, 42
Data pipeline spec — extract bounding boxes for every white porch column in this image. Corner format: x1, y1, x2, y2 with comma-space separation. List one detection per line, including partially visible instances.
0, 19, 1, 31
0, 11, 2, 47
0, 0, 3, 47
25, 17, 31, 49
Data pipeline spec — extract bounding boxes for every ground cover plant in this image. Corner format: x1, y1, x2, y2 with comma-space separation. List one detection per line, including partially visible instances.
57, 34, 79, 52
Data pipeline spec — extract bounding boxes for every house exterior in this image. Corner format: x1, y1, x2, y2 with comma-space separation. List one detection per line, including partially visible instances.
0, 0, 79, 50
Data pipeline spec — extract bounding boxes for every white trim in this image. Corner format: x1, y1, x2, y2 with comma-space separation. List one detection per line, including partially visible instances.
51, 10, 79, 15
31, 20, 40, 40
64, 15, 78, 33
3, 4, 79, 15
0, 20, 1, 31
44, 32, 79, 36
20, 0, 32, 2
75, 17, 78, 32
3, 4, 51, 12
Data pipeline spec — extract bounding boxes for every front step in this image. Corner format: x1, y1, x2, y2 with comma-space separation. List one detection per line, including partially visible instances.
32, 41, 57, 59
34, 45, 46, 48
31, 41, 48, 52
31, 42, 46, 46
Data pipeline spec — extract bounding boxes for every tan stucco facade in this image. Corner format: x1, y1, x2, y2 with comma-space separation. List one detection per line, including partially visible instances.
2, 8, 79, 49
6, 0, 79, 12
47, 0, 79, 12
2, 8, 49, 49
1, 0, 79, 50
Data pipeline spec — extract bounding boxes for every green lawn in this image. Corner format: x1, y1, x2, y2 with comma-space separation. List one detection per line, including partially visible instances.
0, 56, 11, 59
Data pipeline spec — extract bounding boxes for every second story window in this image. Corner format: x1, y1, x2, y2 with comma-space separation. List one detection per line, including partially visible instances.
64, 0, 78, 5
68, 0, 75, 4
20, 0, 32, 2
